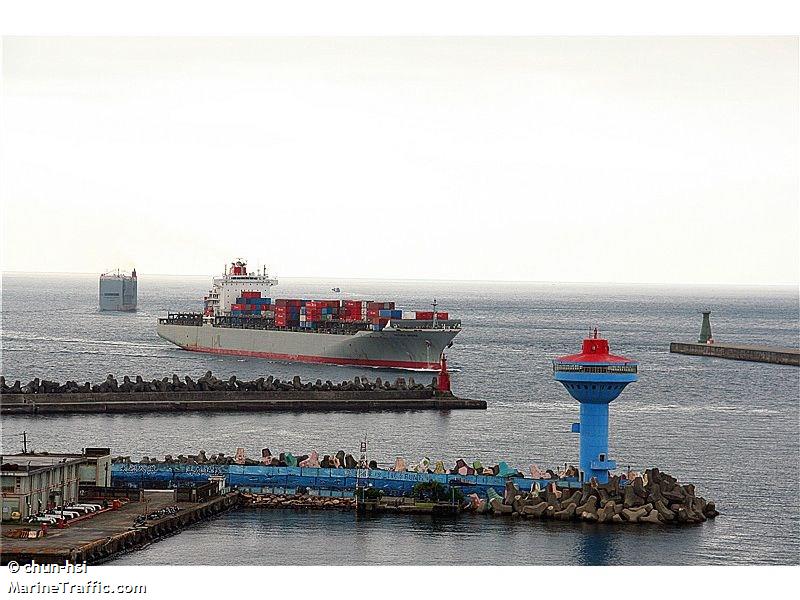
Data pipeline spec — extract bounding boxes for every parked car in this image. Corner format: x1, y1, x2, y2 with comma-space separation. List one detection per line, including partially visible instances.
26, 515, 57, 524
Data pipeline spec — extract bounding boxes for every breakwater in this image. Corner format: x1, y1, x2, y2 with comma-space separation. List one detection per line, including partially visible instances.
111, 453, 718, 525
669, 342, 799, 366
0, 372, 485, 414
239, 468, 719, 525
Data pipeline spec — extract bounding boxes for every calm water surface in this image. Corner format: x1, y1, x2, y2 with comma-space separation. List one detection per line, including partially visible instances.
1, 273, 798, 565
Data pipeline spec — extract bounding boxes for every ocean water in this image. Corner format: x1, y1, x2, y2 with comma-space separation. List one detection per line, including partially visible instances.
1, 272, 798, 565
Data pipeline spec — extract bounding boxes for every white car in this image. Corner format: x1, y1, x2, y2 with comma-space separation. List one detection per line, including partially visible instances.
75, 503, 102, 511
27, 515, 58, 524
66, 504, 93, 513
42, 512, 70, 521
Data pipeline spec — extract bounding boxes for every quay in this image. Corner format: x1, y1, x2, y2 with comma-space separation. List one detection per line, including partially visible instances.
0, 389, 485, 415
0, 490, 240, 565
669, 342, 799, 366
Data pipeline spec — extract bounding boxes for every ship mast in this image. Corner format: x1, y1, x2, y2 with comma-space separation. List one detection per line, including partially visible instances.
432, 299, 438, 328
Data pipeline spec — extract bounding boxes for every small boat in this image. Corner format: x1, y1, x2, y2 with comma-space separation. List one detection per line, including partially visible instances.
331, 287, 341, 293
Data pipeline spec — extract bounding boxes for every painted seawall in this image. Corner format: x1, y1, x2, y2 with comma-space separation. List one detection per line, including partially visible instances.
0, 390, 486, 415
111, 463, 580, 498
669, 342, 799, 366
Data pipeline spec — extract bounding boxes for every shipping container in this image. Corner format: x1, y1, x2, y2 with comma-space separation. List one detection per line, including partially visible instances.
367, 301, 395, 310
379, 309, 402, 319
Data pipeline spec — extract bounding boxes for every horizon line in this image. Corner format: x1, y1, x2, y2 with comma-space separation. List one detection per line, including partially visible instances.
1, 270, 798, 288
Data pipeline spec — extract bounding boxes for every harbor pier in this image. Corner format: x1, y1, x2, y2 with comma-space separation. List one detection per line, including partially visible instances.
669, 342, 799, 366
670, 311, 799, 366
0, 490, 240, 565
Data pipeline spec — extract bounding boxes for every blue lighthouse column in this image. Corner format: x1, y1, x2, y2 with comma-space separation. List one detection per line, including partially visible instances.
579, 401, 616, 483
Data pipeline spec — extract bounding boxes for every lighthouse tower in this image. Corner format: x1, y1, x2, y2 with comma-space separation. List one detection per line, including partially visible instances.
553, 329, 638, 484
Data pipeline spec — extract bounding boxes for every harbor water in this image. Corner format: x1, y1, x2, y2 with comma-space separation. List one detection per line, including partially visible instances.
1, 272, 798, 565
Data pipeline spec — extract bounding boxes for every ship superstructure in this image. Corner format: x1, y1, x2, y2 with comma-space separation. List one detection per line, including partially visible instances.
203, 260, 277, 317
99, 269, 137, 311
158, 260, 460, 370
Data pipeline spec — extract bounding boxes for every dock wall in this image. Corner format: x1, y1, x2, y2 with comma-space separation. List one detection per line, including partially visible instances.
669, 342, 799, 366
0, 492, 240, 565
0, 390, 486, 415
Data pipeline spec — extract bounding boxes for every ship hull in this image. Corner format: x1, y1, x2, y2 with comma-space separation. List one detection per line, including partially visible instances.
157, 323, 459, 370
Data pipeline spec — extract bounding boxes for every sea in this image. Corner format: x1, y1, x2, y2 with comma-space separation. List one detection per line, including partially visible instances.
1, 272, 798, 565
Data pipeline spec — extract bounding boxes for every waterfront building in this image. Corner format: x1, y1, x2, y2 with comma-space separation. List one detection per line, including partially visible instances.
1, 448, 112, 521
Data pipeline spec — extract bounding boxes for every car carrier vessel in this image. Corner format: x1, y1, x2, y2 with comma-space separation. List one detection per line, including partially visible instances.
157, 260, 461, 370
99, 269, 137, 311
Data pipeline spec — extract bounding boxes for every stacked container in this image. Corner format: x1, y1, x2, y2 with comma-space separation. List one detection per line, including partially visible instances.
230, 291, 274, 317
274, 299, 302, 327
366, 301, 395, 320
341, 300, 364, 322
378, 309, 402, 319
413, 311, 448, 320
228, 295, 449, 329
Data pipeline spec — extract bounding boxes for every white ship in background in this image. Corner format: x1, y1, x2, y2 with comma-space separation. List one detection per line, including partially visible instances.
99, 269, 137, 311
157, 260, 460, 370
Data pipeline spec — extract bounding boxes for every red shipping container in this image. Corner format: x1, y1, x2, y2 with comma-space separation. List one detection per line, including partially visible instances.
416, 311, 434, 320
436, 312, 449, 320
231, 304, 245, 310
367, 301, 395, 310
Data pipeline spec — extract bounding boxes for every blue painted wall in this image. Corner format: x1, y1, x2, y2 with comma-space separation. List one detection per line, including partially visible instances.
111, 463, 581, 498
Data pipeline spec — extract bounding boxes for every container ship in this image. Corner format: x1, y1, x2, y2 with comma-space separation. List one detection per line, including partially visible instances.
157, 260, 461, 370
99, 269, 137, 311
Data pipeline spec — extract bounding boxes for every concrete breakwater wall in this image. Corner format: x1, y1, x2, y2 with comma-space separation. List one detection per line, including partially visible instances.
1, 391, 484, 414
234, 469, 718, 526
240, 470, 719, 525
476, 468, 718, 524
111, 454, 718, 526
0, 371, 438, 395
670, 342, 799, 366
0, 372, 485, 414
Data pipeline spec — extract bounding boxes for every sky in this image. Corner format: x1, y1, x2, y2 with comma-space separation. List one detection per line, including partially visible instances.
1, 37, 798, 284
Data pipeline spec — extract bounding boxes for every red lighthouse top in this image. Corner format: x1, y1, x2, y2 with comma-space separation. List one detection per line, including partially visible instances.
555, 328, 636, 364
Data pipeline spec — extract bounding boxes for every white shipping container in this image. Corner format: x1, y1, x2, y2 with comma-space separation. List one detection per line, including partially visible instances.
402, 311, 416, 320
